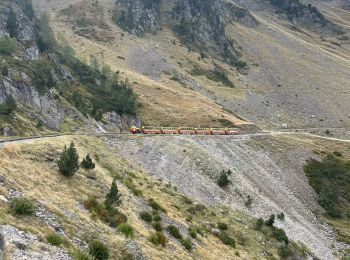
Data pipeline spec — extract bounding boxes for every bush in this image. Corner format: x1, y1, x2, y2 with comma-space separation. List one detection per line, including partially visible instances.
117, 223, 134, 237
58, 141, 80, 177
218, 223, 228, 230
277, 212, 285, 220
32, 60, 56, 94
189, 227, 197, 239
81, 154, 95, 170
89, 240, 109, 260
140, 211, 153, 222
0, 96, 16, 115
104, 179, 121, 211
218, 170, 230, 187
148, 198, 166, 212
153, 221, 163, 232
71, 250, 91, 260
218, 232, 235, 248
0, 35, 16, 55
46, 233, 62, 246
271, 226, 289, 245
167, 225, 182, 240
149, 232, 167, 247
9, 198, 35, 216
255, 218, 264, 230
265, 214, 275, 227
181, 238, 192, 251
277, 246, 291, 259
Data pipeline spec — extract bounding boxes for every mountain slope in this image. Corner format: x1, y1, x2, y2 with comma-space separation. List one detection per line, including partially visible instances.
32, 0, 350, 129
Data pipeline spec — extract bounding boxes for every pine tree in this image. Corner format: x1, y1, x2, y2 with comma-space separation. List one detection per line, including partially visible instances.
58, 141, 80, 177
6, 9, 18, 38
105, 179, 121, 210
81, 154, 95, 169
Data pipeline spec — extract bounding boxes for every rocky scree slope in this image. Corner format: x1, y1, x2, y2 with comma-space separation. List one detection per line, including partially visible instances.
109, 134, 350, 259
0, 0, 139, 136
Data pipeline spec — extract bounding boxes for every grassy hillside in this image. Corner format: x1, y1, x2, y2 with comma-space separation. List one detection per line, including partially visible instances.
30, 0, 350, 130
0, 135, 313, 259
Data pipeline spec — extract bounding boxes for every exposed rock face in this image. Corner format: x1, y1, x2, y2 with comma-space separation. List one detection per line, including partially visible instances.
0, 0, 40, 60
115, 0, 257, 68
115, 0, 161, 37
0, 225, 71, 260
268, 0, 343, 34
0, 78, 63, 130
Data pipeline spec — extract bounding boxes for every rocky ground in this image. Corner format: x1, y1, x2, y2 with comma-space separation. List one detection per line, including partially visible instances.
107, 133, 350, 259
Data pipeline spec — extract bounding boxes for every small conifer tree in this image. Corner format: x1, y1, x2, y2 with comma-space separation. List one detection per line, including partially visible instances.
58, 141, 79, 177
81, 154, 95, 169
105, 179, 121, 210
265, 214, 275, 227
218, 170, 230, 187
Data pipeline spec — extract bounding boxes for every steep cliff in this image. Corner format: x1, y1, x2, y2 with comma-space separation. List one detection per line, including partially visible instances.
0, 0, 139, 136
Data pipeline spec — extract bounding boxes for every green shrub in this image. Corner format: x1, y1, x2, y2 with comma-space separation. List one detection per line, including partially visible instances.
46, 233, 62, 246
0, 96, 16, 115
32, 60, 56, 94
218, 232, 235, 248
218, 223, 228, 230
81, 154, 95, 170
167, 225, 182, 240
255, 218, 264, 230
140, 211, 153, 222
277, 246, 291, 259
58, 141, 80, 177
88, 240, 109, 260
104, 179, 121, 210
265, 214, 275, 227
189, 227, 197, 239
181, 238, 192, 251
277, 212, 285, 220
149, 232, 167, 247
0, 35, 16, 55
9, 198, 35, 216
148, 199, 166, 212
153, 221, 163, 232
117, 223, 134, 237
271, 226, 289, 245
218, 170, 230, 187
71, 250, 91, 260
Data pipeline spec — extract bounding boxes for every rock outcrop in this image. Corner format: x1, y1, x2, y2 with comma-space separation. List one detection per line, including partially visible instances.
0, 0, 40, 60
115, 0, 257, 69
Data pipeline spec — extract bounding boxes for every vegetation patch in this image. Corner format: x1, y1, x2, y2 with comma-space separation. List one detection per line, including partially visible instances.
46, 233, 63, 246
9, 198, 36, 216
88, 240, 109, 260
304, 154, 350, 218
58, 141, 80, 177
189, 65, 234, 87
149, 232, 167, 247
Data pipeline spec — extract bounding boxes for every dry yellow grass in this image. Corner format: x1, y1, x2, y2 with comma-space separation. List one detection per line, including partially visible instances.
0, 134, 301, 259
